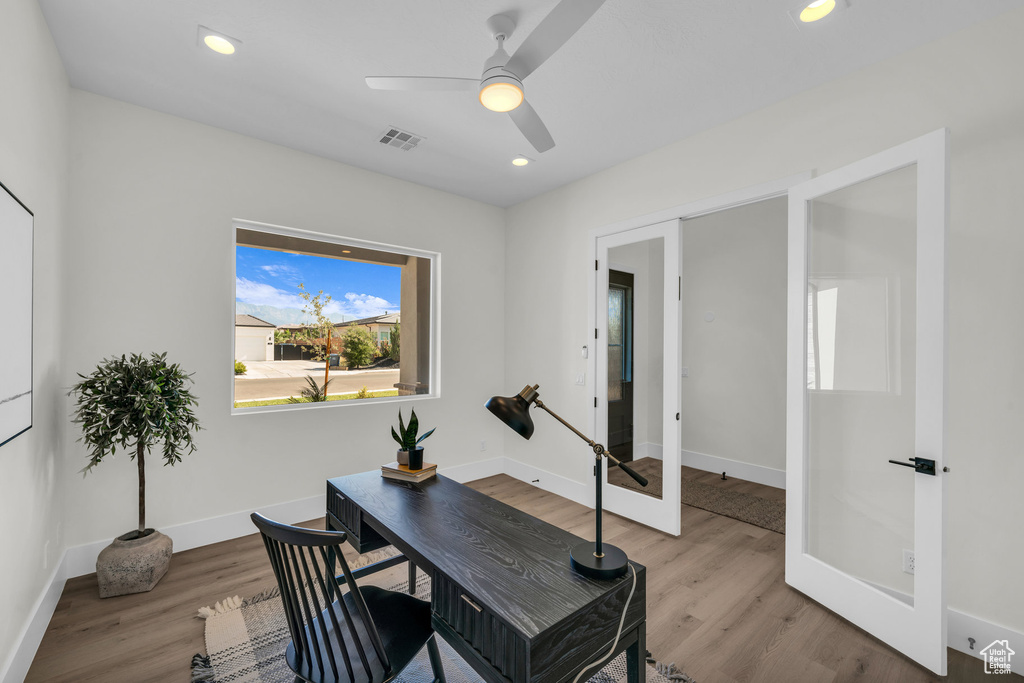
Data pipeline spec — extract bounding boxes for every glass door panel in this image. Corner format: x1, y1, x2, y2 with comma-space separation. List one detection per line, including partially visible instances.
806, 164, 917, 604
607, 245, 663, 500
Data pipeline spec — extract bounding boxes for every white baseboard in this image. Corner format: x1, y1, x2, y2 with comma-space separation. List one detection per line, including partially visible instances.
501, 457, 591, 508
680, 449, 786, 490
64, 494, 325, 578
1, 553, 67, 683
949, 607, 1024, 675
439, 457, 505, 483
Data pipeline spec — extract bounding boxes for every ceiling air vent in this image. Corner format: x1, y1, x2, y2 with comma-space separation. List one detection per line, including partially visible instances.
378, 126, 424, 151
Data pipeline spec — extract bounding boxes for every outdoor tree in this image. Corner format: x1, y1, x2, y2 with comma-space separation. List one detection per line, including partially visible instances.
342, 326, 377, 368
297, 283, 337, 395
389, 323, 400, 361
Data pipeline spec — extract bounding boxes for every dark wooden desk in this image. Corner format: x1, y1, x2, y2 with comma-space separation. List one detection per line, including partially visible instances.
326, 472, 646, 683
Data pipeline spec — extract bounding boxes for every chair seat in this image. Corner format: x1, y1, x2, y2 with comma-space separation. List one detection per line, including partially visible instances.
286, 585, 433, 683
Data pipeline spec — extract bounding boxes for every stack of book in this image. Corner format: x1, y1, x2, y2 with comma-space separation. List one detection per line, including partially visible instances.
381, 461, 437, 483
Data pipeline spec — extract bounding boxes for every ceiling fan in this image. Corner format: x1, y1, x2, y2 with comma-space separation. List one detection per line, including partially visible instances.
365, 0, 608, 154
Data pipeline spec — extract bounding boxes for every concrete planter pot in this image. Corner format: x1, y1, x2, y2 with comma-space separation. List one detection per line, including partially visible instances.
95, 529, 173, 598
397, 446, 424, 469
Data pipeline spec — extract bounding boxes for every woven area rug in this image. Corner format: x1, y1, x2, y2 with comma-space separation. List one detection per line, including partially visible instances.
191, 569, 696, 683
609, 458, 785, 534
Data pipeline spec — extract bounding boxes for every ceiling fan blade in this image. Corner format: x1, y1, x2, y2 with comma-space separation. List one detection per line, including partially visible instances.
365, 77, 478, 91
508, 99, 555, 153
504, 0, 607, 80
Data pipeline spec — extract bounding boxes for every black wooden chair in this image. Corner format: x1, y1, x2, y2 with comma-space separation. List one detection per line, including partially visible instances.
251, 512, 446, 683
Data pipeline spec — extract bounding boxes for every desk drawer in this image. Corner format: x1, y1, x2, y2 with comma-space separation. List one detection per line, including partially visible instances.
326, 483, 388, 554
432, 572, 526, 682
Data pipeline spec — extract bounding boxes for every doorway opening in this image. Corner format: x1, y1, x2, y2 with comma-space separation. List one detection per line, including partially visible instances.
607, 269, 634, 463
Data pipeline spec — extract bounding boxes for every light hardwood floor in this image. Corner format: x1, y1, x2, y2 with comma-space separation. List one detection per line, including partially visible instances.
27, 469, 1008, 682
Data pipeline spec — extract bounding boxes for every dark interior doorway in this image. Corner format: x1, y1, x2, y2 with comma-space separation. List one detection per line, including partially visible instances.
607, 269, 634, 462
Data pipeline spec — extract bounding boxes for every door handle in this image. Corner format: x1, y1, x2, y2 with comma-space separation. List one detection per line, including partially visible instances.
887, 457, 936, 476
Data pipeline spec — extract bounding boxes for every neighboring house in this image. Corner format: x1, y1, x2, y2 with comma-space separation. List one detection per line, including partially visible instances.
275, 323, 310, 341
335, 312, 400, 349
234, 314, 275, 361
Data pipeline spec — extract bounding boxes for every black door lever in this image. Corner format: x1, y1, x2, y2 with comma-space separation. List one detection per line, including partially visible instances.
887, 457, 936, 476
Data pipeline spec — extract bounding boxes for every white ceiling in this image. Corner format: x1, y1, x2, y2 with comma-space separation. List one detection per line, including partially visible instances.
39, 0, 1023, 207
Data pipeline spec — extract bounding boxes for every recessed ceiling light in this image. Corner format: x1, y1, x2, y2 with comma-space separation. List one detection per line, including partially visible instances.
198, 25, 240, 55
512, 155, 531, 167
204, 35, 235, 54
800, 0, 836, 22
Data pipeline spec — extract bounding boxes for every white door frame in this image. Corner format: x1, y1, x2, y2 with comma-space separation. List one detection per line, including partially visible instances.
785, 128, 949, 674
596, 219, 682, 534
587, 172, 809, 533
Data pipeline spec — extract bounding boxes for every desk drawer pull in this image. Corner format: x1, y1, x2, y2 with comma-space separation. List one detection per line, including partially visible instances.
461, 595, 483, 612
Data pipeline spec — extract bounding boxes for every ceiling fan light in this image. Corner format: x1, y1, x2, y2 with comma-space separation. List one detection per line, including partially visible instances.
799, 0, 836, 22
480, 80, 524, 113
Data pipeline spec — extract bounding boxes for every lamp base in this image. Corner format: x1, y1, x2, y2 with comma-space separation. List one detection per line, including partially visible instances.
569, 542, 629, 580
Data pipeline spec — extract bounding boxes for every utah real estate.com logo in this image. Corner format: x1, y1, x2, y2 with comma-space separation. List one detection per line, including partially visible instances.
980, 639, 1015, 675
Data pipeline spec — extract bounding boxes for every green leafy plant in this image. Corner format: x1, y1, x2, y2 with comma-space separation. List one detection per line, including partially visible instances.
287, 376, 332, 403
234, 360, 247, 375
378, 340, 392, 359
356, 385, 370, 399
391, 408, 435, 451
68, 353, 201, 538
389, 323, 400, 361
342, 326, 377, 368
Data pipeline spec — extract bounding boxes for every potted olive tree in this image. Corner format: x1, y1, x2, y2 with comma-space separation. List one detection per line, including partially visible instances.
69, 352, 201, 598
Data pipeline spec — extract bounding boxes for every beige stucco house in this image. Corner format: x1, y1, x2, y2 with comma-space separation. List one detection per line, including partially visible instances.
234, 314, 275, 361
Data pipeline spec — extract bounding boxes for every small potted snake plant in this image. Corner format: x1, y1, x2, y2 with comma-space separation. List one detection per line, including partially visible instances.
391, 408, 435, 470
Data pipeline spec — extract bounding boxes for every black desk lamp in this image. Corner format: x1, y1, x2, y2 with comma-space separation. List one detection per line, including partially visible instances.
486, 384, 649, 580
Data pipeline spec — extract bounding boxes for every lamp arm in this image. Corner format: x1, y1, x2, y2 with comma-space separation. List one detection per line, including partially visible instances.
533, 400, 649, 488
533, 399, 597, 450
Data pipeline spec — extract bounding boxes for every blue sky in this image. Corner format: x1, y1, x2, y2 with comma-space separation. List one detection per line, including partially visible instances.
236, 246, 400, 323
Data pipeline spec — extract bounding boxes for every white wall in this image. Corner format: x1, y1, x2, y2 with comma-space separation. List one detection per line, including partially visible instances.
680, 198, 788, 471
504, 8, 1024, 634
0, 0, 69, 678
60, 91, 508, 558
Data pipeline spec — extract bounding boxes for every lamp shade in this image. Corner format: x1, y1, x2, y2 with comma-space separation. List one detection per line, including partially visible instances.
485, 392, 535, 440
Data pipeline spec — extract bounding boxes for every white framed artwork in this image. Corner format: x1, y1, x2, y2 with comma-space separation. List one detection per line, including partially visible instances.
0, 180, 33, 447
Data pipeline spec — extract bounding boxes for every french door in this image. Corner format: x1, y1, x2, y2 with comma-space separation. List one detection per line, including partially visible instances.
596, 219, 682, 535
786, 129, 949, 674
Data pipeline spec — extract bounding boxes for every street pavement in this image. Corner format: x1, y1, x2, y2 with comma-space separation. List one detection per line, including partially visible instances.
234, 361, 399, 401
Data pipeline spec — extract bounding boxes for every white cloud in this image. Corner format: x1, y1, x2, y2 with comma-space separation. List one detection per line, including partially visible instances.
235, 279, 397, 323
259, 264, 299, 281
338, 292, 397, 319
235, 278, 305, 309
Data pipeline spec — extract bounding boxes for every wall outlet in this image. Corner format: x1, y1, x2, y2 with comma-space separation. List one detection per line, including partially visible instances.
575, 373, 586, 386
903, 548, 915, 574
480, 440, 487, 452
681, 367, 689, 377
